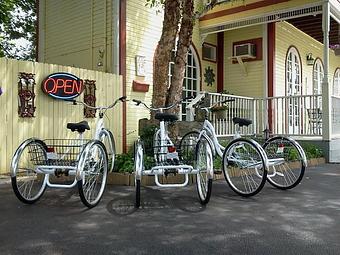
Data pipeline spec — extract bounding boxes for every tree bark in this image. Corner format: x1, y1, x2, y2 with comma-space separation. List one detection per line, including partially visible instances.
167, 0, 194, 115
151, 0, 181, 112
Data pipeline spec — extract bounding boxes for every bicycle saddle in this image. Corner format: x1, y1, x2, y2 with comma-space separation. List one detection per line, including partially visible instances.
67, 121, 90, 133
155, 112, 178, 122
232, 117, 252, 127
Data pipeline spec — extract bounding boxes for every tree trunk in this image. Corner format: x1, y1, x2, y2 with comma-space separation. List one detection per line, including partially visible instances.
167, 0, 194, 116
151, 0, 181, 114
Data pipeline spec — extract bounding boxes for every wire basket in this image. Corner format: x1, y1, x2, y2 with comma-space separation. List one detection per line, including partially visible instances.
37, 139, 90, 166
153, 139, 181, 166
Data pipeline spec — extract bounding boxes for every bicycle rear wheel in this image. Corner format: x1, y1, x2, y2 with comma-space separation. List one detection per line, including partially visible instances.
77, 140, 108, 208
11, 139, 47, 204
195, 135, 213, 204
263, 136, 306, 189
178, 131, 200, 165
222, 138, 268, 197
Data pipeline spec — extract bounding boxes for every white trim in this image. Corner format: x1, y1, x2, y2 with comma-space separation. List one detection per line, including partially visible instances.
200, 2, 323, 36
330, 0, 340, 23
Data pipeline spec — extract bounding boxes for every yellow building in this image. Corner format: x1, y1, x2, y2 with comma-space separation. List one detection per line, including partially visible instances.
37, 0, 340, 160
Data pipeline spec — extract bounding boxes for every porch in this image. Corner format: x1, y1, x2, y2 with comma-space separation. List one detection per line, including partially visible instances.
187, 92, 340, 162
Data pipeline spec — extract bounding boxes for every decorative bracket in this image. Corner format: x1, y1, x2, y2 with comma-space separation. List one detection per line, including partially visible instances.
18, 72, 36, 117
83, 80, 96, 118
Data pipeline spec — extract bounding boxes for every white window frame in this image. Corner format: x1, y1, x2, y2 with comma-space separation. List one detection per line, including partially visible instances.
333, 68, 340, 97
168, 45, 200, 120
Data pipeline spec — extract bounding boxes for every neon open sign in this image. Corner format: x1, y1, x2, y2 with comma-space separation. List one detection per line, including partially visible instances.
42, 73, 84, 100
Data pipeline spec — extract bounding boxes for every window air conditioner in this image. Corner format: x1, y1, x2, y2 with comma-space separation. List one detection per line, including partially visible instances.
233, 43, 256, 58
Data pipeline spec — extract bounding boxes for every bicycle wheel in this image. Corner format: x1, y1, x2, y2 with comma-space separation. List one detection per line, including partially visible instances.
134, 140, 144, 208
178, 131, 200, 165
263, 136, 307, 189
99, 129, 115, 172
222, 138, 268, 197
11, 138, 47, 204
77, 140, 108, 208
195, 135, 213, 204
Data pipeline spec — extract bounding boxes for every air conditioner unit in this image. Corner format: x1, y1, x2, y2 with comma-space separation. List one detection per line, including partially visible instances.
233, 43, 256, 58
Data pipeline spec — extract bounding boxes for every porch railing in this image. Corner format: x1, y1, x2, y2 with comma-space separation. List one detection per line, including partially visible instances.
187, 92, 323, 138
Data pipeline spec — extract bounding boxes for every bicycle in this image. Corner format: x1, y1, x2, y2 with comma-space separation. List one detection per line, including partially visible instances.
10, 96, 126, 208
179, 99, 269, 197
180, 97, 307, 195
132, 97, 214, 208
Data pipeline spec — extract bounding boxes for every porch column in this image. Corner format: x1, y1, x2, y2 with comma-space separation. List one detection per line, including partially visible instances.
322, 0, 331, 141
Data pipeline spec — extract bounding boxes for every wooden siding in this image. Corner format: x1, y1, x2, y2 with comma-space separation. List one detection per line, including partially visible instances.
39, 0, 114, 72
200, 0, 321, 28
275, 21, 340, 97
223, 25, 264, 97
0, 58, 123, 174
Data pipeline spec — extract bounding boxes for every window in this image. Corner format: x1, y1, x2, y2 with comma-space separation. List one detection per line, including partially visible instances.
169, 45, 200, 120
286, 46, 302, 134
333, 68, 340, 97
313, 58, 324, 108
202, 43, 217, 62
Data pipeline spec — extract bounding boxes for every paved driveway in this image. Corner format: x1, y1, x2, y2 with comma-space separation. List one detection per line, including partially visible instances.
0, 164, 340, 255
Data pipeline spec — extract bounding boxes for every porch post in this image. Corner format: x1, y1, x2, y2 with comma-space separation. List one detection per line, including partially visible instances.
322, 0, 331, 141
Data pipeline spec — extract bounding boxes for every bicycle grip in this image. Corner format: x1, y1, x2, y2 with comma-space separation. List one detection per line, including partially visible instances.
132, 99, 142, 105
119, 96, 127, 102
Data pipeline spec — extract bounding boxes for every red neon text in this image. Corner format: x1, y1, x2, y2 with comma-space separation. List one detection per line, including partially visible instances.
43, 78, 83, 95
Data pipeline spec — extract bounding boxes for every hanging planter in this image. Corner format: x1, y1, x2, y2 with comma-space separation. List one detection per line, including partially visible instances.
211, 105, 228, 120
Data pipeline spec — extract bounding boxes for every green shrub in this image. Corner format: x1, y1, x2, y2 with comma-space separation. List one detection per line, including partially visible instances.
301, 143, 324, 159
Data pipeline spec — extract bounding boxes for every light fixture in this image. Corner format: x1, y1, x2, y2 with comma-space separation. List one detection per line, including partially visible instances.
306, 53, 315, 66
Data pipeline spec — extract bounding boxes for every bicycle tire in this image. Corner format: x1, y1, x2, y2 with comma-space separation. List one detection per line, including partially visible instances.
11, 138, 48, 204
263, 136, 307, 189
195, 134, 213, 204
77, 140, 108, 208
222, 138, 268, 197
134, 140, 143, 208
178, 131, 200, 165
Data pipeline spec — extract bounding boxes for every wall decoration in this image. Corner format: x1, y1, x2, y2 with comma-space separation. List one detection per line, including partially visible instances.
41, 72, 84, 100
204, 66, 215, 86
135, 55, 146, 77
83, 79, 96, 118
18, 72, 36, 117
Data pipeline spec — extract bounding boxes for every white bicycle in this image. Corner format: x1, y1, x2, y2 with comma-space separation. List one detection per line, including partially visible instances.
133, 97, 214, 208
179, 99, 269, 197
10, 96, 126, 208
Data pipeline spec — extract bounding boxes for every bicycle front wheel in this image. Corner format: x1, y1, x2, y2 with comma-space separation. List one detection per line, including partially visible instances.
11, 139, 47, 204
222, 138, 268, 197
77, 140, 108, 208
179, 131, 200, 165
195, 135, 213, 204
134, 140, 144, 208
263, 136, 307, 189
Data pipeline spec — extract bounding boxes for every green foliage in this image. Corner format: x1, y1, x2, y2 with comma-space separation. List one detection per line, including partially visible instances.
114, 152, 134, 173
140, 123, 158, 156
301, 143, 324, 159
0, 0, 36, 60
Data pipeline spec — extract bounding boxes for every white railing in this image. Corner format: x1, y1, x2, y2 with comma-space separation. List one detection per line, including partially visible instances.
255, 94, 323, 137
187, 92, 324, 138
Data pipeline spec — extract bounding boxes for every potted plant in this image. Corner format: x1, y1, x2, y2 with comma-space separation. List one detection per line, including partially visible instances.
210, 104, 228, 120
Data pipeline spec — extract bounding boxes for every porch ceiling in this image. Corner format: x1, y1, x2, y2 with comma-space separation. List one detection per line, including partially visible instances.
287, 14, 339, 46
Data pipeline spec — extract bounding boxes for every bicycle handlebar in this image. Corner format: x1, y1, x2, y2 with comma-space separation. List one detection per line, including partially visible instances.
132, 96, 194, 112
68, 96, 126, 110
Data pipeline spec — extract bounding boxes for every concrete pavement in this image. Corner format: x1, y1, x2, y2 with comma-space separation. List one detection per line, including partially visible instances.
0, 164, 340, 255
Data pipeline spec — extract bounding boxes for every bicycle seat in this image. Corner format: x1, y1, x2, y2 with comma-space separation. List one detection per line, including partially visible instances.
67, 121, 90, 133
155, 112, 178, 122
232, 117, 252, 127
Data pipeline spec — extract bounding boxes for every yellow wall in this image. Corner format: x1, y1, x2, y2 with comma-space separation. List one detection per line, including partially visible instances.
38, 0, 114, 73
223, 25, 264, 97
0, 58, 123, 174
275, 21, 340, 97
